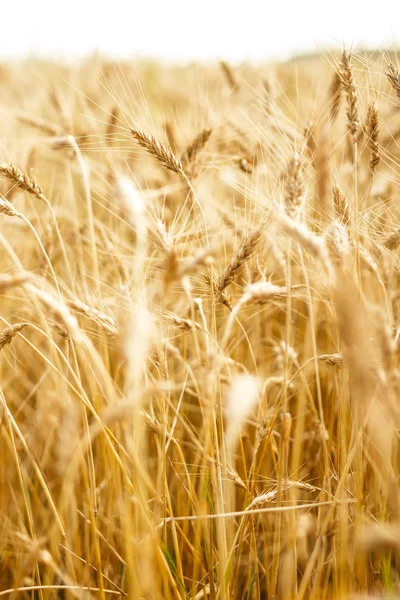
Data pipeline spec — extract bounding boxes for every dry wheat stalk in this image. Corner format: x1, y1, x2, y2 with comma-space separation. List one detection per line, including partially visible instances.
366, 103, 380, 174
339, 52, 360, 139
130, 129, 184, 174
0, 162, 43, 198
0, 323, 28, 351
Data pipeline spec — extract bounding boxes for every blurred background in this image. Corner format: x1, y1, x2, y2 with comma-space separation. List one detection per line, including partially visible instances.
2, 0, 398, 62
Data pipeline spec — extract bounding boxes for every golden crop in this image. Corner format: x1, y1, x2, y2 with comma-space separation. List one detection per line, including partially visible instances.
0, 50, 400, 599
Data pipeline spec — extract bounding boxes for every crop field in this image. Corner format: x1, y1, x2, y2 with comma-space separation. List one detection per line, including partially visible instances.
0, 50, 400, 599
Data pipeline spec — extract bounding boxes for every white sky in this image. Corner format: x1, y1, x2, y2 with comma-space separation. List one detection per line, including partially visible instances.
1, 0, 398, 62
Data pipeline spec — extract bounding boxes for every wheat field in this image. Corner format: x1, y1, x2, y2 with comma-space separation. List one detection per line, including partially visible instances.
0, 49, 400, 599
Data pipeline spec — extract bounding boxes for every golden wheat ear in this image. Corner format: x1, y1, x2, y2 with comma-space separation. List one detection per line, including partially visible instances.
215, 225, 264, 295
181, 128, 212, 168
0, 323, 29, 351
0, 162, 43, 198
284, 150, 305, 216
339, 51, 360, 139
386, 62, 400, 100
220, 60, 239, 92
328, 70, 342, 122
366, 103, 380, 175
332, 185, 351, 228
130, 128, 184, 174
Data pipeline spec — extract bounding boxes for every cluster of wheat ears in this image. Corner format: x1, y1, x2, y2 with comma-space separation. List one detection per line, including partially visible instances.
2, 49, 400, 599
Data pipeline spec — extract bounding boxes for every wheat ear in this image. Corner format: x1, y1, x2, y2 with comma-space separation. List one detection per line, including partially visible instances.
181, 128, 212, 167
386, 62, 400, 100
130, 129, 183, 174
215, 226, 264, 294
366, 103, 380, 175
339, 51, 360, 139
